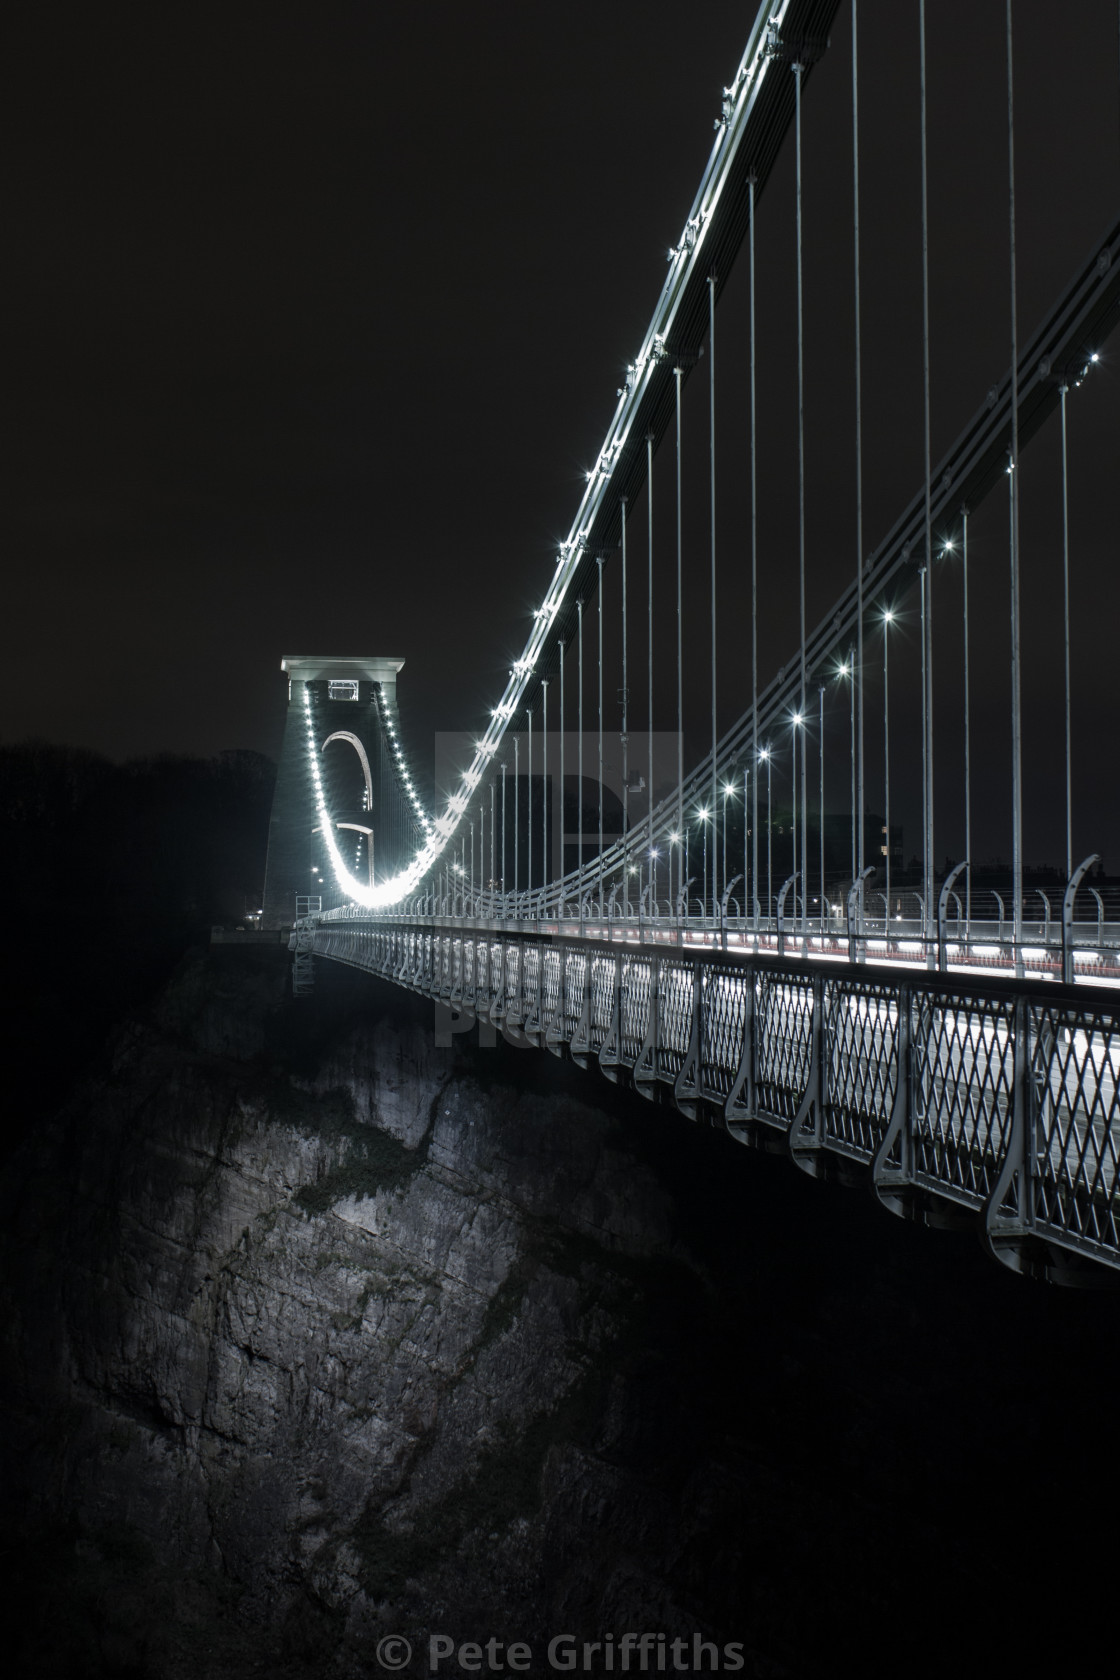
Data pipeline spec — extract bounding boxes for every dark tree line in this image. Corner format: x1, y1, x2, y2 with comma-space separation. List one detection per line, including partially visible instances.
0, 741, 275, 1135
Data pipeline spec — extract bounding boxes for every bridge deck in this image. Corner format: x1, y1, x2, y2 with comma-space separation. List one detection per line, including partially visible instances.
293, 916, 1120, 1285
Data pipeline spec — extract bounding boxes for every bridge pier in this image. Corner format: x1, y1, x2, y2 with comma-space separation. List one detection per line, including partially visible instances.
262, 655, 405, 929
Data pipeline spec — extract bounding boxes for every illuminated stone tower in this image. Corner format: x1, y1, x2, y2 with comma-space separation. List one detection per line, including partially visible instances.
262, 655, 405, 928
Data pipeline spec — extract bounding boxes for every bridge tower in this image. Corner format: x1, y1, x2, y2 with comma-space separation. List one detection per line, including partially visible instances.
262, 655, 405, 929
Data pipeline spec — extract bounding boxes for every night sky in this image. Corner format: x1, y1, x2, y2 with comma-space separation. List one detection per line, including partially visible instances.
6, 1, 1119, 872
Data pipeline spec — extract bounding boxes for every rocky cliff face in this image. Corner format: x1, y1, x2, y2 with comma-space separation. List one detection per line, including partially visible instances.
4, 953, 738, 1678
6, 949, 1120, 1679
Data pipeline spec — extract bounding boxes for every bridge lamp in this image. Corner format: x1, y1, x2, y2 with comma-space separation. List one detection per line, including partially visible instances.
791, 712, 803, 728
649, 847, 659, 860
669, 832, 680, 844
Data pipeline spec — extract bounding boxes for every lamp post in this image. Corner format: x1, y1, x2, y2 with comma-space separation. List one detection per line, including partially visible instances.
514, 735, 520, 914
939, 529, 969, 937
883, 608, 894, 938
760, 747, 772, 927
838, 652, 855, 884
597, 554, 605, 916
577, 598, 584, 920
527, 705, 533, 908
791, 713, 803, 933
818, 683, 826, 938
919, 563, 930, 957
541, 680, 549, 913
741, 768, 750, 930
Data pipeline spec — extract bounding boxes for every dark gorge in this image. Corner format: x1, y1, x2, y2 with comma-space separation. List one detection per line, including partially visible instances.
5, 935, 1120, 1678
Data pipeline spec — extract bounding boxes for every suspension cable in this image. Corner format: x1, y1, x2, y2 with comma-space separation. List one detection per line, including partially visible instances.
919, 559, 928, 915
794, 59, 808, 935
849, 643, 856, 885
578, 598, 584, 916
709, 273, 718, 894
1060, 382, 1072, 879
819, 683, 825, 935
647, 432, 654, 872
621, 496, 629, 843
851, 2, 866, 947
884, 620, 891, 932
557, 642, 566, 896
919, 0, 935, 957
541, 679, 549, 901
1007, 0, 1024, 972
514, 734, 520, 904
675, 365, 685, 904
597, 555, 605, 909
962, 508, 971, 928
750, 172, 759, 928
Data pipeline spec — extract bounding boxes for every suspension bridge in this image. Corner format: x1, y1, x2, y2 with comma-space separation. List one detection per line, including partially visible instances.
259, 1, 1120, 1283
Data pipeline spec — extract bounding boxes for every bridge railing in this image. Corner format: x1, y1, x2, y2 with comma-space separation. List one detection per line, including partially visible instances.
292, 916, 1120, 1283
310, 881, 1120, 985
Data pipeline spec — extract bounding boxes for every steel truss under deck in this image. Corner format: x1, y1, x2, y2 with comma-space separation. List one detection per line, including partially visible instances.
292, 916, 1120, 1285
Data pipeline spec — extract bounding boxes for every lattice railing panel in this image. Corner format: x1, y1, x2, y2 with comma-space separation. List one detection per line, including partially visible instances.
590, 956, 616, 1049
657, 963, 695, 1079
620, 959, 653, 1065
701, 968, 749, 1099
755, 973, 814, 1123
1030, 1005, 1120, 1256
824, 981, 899, 1157
504, 942, 521, 1014
542, 948, 563, 1034
910, 992, 1015, 1206
521, 944, 540, 1018
564, 951, 587, 1035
